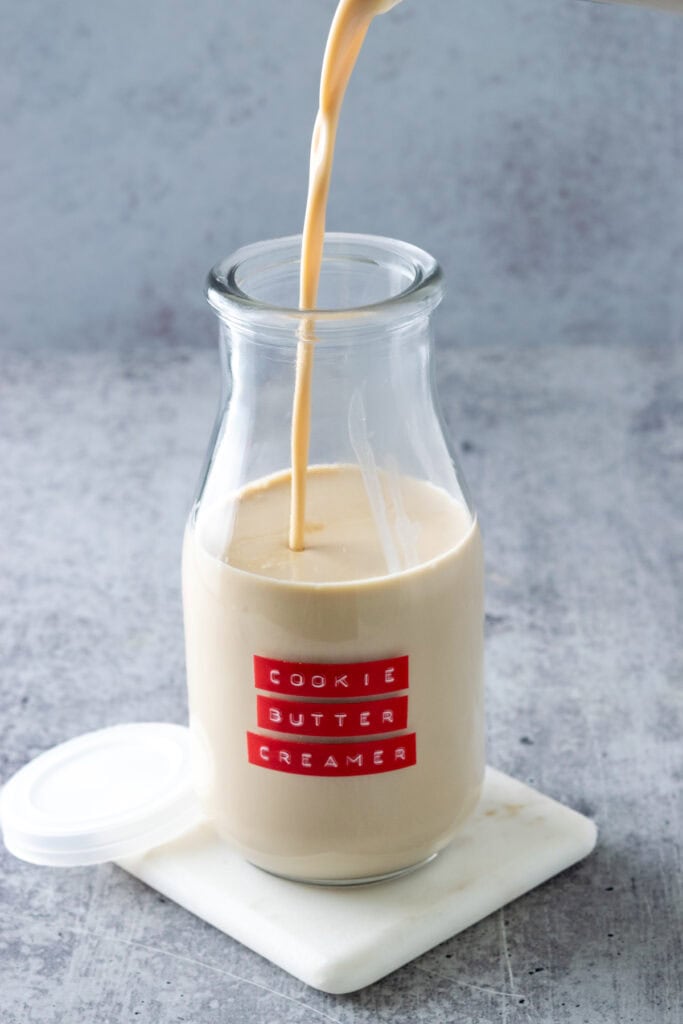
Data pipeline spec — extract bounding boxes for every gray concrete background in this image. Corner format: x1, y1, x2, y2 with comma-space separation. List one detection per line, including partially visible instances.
1, 0, 682, 353
1, 341, 681, 1022
2, 1, 683, 1022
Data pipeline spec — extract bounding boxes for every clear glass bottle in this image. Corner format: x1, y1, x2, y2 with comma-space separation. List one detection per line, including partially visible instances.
182, 233, 485, 884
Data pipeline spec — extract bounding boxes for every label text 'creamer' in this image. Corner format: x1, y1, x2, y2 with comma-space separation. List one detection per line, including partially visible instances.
247, 732, 417, 776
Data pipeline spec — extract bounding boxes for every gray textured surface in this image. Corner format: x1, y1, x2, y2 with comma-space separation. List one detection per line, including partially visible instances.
2, 0, 683, 1018
1, 0, 683, 355
1, 339, 681, 1022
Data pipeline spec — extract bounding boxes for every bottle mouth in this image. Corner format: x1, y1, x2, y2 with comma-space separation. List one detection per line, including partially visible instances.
207, 233, 443, 339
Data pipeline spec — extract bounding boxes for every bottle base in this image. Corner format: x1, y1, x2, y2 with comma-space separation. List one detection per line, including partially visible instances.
249, 850, 439, 887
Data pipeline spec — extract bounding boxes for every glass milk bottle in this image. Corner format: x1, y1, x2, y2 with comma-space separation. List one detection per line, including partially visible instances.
182, 233, 484, 884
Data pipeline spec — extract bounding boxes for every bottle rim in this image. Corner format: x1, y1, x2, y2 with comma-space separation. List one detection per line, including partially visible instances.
206, 233, 443, 338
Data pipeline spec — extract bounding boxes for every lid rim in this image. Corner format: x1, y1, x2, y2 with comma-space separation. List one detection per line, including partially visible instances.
3, 785, 194, 838
2, 802, 204, 867
0, 723, 203, 868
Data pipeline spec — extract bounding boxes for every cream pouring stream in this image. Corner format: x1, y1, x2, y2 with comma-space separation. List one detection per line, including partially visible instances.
289, 0, 404, 552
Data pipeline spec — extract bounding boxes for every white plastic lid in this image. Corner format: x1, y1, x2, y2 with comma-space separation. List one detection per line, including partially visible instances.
0, 723, 204, 866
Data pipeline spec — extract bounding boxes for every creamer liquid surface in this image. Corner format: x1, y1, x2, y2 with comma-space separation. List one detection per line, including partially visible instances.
225, 464, 470, 583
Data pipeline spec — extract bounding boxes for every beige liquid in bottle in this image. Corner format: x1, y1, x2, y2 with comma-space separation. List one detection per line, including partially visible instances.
184, 466, 484, 881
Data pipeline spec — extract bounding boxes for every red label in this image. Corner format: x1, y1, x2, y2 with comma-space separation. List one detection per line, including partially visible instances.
247, 732, 417, 776
253, 655, 409, 697
256, 695, 408, 737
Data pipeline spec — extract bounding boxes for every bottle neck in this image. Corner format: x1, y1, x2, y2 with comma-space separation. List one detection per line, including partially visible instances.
195, 311, 467, 523
195, 234, 472, 528
221, 314, 435, 453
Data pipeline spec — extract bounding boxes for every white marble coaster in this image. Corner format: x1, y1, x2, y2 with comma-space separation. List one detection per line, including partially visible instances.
117, 768, 597, 994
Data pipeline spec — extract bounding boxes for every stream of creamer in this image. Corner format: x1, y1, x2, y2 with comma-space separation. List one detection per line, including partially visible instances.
289, 0, 403, 552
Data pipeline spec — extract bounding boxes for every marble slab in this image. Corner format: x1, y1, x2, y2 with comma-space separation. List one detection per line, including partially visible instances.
117, 767, 597, 994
